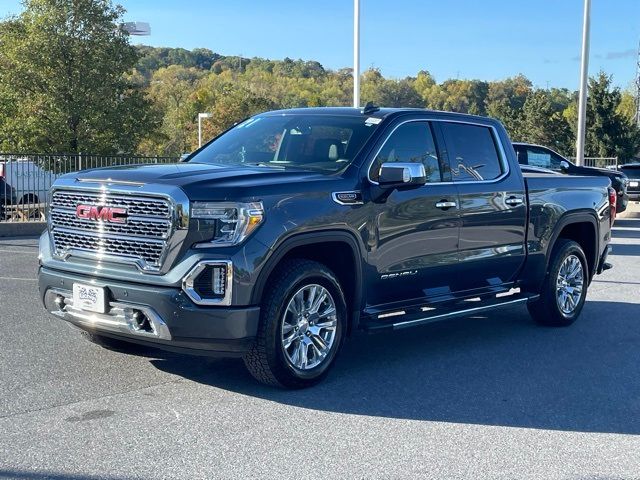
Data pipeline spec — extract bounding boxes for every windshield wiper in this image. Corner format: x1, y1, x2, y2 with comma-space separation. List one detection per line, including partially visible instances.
243, 162, 287, 169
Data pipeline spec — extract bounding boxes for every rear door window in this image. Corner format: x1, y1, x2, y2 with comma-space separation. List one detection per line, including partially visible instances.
440, 122, 504, 182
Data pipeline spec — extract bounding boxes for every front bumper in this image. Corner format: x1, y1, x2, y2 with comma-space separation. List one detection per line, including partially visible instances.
39, 267, 260, 356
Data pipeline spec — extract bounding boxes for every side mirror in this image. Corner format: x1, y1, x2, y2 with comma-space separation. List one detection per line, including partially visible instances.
377, 162, 427, 188
179, 153, 191, 162
560, 160, 570, 172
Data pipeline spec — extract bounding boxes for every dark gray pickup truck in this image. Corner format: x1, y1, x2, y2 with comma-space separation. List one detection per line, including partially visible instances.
39, 107, 615, 388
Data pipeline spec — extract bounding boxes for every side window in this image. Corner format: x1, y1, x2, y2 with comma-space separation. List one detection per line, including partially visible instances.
370, 122, 442, 183
526, 147, 563, 170
440, 122, 504, 181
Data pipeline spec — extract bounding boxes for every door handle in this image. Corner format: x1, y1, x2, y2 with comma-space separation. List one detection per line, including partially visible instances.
435, 201, 457, 209
505, 196, 524, 206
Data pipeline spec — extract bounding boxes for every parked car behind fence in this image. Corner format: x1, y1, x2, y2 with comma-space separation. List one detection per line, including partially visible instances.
0, 154, 177, 221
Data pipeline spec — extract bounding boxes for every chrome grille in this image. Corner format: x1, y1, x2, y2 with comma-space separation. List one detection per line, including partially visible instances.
49, 210, 171, 238
51, 191, 170, 217
49, 189, 173, 270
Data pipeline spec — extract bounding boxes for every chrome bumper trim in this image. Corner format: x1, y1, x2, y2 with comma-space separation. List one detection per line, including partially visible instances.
44, 289, 172, 340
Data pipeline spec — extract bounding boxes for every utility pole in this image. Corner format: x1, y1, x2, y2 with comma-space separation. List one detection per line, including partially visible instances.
635, 40, 640, 127
575, 0, 591, 167
353, 0, 360, 108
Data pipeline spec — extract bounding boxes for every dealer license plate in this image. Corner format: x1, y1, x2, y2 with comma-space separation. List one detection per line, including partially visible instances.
73, 283, 106, 313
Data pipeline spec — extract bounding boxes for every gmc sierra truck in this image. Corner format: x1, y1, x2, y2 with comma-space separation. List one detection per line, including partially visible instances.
39, 107, 615, 388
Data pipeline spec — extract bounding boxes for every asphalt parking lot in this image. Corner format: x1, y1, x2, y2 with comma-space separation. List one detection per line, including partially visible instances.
1, 216, 640, 480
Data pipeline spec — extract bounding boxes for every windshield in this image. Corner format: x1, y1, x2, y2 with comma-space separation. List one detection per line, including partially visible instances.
190, 114, 380, 172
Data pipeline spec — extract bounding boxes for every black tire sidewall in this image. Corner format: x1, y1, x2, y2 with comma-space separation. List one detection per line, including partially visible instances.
264, 263, 346, 386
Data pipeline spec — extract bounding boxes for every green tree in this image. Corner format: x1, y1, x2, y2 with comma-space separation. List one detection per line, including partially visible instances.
485, 74, 533, 137
517, 89, 573, 155
617, 86, 637, 123
566, 72, 640, 161
0, 0, 157, 154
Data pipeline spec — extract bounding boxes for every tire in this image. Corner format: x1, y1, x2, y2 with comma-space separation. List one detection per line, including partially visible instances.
243, 259, 347, 388
527, 239, 589, 327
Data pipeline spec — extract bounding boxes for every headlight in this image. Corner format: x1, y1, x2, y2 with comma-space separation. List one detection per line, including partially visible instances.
191, 202, 264, 247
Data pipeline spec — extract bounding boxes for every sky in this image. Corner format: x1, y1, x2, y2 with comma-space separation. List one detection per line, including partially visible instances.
2, 0, 639, 90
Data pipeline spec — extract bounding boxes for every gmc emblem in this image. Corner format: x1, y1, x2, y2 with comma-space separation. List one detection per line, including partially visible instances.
76, 205, 127, 223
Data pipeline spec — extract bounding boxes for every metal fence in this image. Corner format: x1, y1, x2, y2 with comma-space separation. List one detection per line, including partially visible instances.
0, 153, 178, 222
569, 156, 619, 169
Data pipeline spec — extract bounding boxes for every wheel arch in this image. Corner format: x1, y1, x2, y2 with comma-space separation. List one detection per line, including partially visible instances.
520, 210, 600, 294
546, 211, 599, 280
251, 230, 364, 334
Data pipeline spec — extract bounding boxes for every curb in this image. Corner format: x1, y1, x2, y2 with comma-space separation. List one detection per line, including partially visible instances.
0, 222, 46, 238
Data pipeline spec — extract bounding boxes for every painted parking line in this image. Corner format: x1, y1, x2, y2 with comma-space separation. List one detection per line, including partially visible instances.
0, 277, 37, 281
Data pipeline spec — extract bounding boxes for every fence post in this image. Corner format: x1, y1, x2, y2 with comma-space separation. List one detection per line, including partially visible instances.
78, 152, 82, 171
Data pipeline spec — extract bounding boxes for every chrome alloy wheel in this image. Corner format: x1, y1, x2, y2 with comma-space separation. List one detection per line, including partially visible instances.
556, 254, 584, 315
281, 284, 337, 371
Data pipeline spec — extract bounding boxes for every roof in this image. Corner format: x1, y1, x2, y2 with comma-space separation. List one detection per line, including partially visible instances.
259, 106, 497, 125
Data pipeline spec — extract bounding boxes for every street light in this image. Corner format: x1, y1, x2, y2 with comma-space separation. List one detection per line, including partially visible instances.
121, 22, 151, 36
198, 112, 213, 148
575, 0, 591, 166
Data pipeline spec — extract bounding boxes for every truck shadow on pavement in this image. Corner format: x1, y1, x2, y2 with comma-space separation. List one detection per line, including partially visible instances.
151, 300, 640, 435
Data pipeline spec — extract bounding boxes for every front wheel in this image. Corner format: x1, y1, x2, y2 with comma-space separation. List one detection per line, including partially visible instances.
528, 239, 588, 327
243, 259, 346, 388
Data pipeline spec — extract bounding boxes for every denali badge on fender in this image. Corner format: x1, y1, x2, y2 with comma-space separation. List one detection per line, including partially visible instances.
381, 270, 418, 280
76, 205, 128, 223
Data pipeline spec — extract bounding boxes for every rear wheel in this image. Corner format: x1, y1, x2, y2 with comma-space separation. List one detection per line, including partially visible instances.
243, 259, 346, 388
528, 239, 588, 327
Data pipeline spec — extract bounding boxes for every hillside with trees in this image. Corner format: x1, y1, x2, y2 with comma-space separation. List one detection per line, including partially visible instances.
1, 0, 639, 161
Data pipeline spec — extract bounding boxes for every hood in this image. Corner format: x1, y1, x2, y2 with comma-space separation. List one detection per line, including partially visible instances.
572, 164, 624, 178
64, 162, 338, 200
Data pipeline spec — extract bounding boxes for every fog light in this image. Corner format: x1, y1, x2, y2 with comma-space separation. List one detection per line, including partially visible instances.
212, 266, 226, 295
182, 261, 232, 306
55, 295, 66, 311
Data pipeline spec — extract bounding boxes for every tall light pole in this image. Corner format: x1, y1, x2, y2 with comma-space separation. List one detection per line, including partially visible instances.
198, 112, 212, 148
353, 0, 360, 108
575, 0, 591, 167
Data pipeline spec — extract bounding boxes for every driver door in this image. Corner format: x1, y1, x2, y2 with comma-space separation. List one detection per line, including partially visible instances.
366, 120, 461, 308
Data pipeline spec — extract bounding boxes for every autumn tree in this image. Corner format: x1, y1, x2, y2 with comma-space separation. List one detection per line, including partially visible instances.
485, 74, 533, 137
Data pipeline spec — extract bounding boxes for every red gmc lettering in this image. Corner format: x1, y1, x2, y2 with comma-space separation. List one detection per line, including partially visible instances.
76, 205, 127, 223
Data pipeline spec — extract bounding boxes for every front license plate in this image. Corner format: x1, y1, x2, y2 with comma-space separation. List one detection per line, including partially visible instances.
73, 283, 106, 313
630, 181, 639, 188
